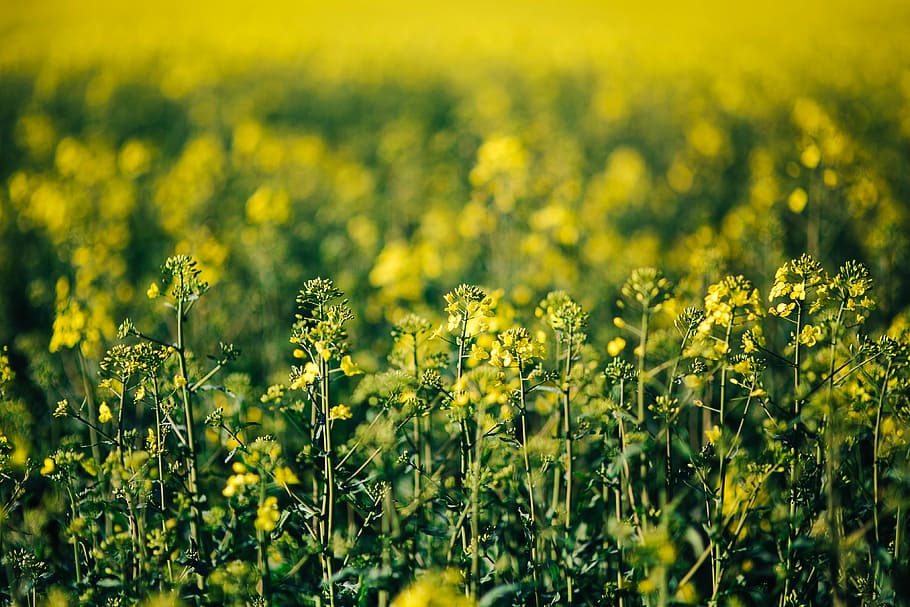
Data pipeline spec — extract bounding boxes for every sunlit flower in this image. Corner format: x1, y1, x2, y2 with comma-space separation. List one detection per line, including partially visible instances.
329, 404, 352, 421
98, 402, 113, 423
340, 355, 363, 376
255, 496, 281, 532
797, 324, 822, 347
273, 466, 300, 486
40, 457, 55, 476
607, 337, 626, 357
705, 425, 722, 445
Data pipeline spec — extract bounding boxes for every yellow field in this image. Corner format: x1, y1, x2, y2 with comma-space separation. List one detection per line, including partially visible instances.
3, 0, 908, 85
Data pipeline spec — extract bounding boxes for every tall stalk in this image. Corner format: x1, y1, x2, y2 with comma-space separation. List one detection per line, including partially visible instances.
562, 328, 575, 603
824, 303, 846, 607
175, 294, 205, 571
517, 355, 540, 607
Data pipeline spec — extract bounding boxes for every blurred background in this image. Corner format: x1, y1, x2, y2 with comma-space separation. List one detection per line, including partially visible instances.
2, 0, 910, 459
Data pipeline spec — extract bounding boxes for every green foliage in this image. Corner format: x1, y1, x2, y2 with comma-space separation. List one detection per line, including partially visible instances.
1, 255, 908, 606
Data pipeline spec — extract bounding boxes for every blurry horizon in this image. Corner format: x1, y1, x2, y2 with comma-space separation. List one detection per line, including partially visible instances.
3, 0, 908, 85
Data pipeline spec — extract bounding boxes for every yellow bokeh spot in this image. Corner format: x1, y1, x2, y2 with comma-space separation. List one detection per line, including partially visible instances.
800, 143, 821, 169
788, 187, 808, 213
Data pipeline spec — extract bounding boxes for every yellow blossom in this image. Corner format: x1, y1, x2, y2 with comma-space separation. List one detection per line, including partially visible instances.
174, 375, 187, 388
147, 282, 160, 299
98, 401, 113, 423
290, 361, 320, 389
255, 496, 281, 532
798, 324, 822, 347
329, 404, 352, 421
40, 457, 55, 475
340, 355, 363, 376
607, 337, 626, 357
273, 466, 300, 486
705, 425, 722, 445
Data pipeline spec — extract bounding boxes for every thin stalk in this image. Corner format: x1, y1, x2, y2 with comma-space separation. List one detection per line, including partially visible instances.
379, 482, 392, 607
77, 350, 109, 539
712, 317, 734, 605
782, 303, 803, 607
551, 338, 563, 520
469, 392, 483, 599
455, 313, 471, 558
115, 375, 143, 592
872, 359, 892, 545
665, 323, 696, 502
151, 376, 174, 586
616, 377, 628, 607
637, 309, 651, 524
175, 295, 206, 575
562, 332, 575, 603
320, 353, 337, 607
517, 360, 541, 607
825, 303, 846, 607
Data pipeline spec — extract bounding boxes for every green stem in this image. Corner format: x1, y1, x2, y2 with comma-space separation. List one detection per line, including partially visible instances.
176, 295, 206, 571
712, 317, 734, 604
872, 359, 892, 545
563, 330, 576, 603
825, 304, 846, 607
320, 353, 337, 607
637, 309, 651, 527
470, 390, 482, 599
518, 360, 540, 607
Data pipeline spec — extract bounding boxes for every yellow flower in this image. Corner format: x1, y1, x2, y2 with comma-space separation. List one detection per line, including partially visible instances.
255, 496, 281, 532
146, 428, 158, 452
290, 361, 321, 390
329, 404, 352, 421
607, 337, 626, 357
222, 468, 260, 497
798, 324, 823, 347
340, 355, 363, 376
274, 466, 300, 486
174, 375, 187, 388
146, 282, 160, 299
705, 425, 722, 445
53, 399, 70, 418
98, 401, 113, 423
40, 457, 56, 476
788, 188, 808, 213
638, 578, 656, 594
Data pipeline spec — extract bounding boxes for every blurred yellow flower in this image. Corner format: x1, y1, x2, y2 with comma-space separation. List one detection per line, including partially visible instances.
607, 337, 626, 357
40, 457, 55, 476
255, 496, 281, 532
98, 402, 113, 423
329, 404, 352, 421
705, 425, 721, 445
340, 355, 363, 376
273, 466, 300, 486
788, 187, 808, 213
